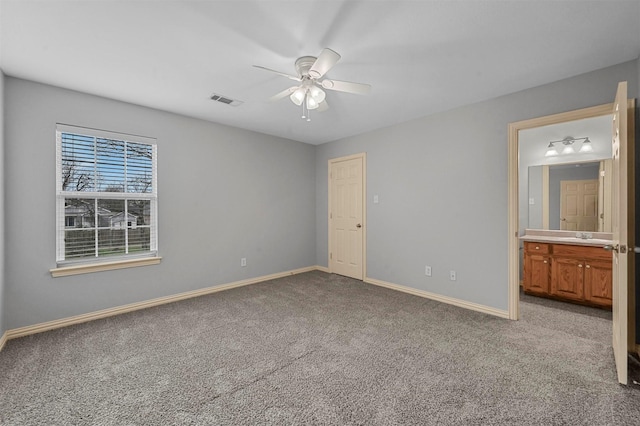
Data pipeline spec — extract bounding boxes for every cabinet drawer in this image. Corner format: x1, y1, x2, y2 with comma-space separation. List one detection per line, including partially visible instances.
552, 244, 612, 260
524, 242, 550, 254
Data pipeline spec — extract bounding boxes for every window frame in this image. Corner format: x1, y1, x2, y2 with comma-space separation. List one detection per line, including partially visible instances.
54, 124, 159, 268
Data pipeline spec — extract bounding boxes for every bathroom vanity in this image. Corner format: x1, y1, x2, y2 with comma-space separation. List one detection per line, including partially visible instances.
521, 230, 613, 309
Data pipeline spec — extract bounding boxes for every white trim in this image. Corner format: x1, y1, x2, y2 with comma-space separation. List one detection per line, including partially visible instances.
50, 256, 162, 277
0, 331, 8, 352
315, 265, 330, 273
56, 123, 156, 145
364, 276, 510, 319
542, 165, 549, 229
5, 266, 321, 342
56, 125, 158, 264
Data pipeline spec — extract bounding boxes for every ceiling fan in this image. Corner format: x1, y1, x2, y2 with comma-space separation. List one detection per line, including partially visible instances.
253, 48, 371, 121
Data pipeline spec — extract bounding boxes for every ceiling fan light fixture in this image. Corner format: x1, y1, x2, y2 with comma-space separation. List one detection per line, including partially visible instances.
309, 86, 326, 103
306, 96, 319, 110
290, 88, 306, 106
255, 48, 369, 120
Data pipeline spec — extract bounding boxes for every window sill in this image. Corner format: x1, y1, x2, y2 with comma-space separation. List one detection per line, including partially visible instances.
50, 256, 162, 278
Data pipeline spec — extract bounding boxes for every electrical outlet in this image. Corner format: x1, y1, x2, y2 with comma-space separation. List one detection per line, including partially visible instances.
449, 270, 456, 281
425, 266, 432, 276
241, 258, 247, 267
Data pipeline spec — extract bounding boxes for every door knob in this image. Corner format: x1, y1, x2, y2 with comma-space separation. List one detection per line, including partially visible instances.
356, 223, 362, 228
603, 244, 619, 252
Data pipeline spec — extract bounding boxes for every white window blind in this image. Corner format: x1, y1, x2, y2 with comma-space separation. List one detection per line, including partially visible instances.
56, 124, 158, 264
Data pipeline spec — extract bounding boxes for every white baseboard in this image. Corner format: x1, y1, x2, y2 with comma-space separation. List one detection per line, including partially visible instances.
315, 265, 330, 273
4, 266, 323, 343
0, 331, 8, 352
364, 276, 510, 319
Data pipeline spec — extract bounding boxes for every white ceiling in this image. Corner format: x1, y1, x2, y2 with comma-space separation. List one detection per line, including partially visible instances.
1, 0, 639, 145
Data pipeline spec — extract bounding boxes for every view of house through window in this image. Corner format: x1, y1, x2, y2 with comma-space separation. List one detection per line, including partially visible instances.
56, 125, 157, 264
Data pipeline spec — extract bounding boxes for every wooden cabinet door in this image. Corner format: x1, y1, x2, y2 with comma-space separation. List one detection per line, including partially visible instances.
584, 259, 613, 307
524, 254, 550, 295
551, 256, 584, 301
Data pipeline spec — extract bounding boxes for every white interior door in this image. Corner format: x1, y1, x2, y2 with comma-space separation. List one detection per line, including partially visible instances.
610, 81, 628, 385
329, 155, 364, 280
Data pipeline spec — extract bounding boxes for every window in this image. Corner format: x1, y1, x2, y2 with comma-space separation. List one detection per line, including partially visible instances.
56, 125, 157, 265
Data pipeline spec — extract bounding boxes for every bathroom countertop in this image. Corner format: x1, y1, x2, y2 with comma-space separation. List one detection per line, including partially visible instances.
520, 229, 612, 247
519, 234, 612, 247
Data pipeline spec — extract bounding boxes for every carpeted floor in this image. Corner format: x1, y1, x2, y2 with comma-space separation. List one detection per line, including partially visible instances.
1, 271, 639, 425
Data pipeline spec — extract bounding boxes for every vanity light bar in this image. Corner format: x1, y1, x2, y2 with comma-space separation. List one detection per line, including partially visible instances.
545, 136, 592, 157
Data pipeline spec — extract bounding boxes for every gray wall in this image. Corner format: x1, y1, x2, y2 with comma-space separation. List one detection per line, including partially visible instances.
2, 60, 639, 337
548, 164, 600, 230
0, 72, 5, 337
4, 77, 316, 330
316, 60, 638, 312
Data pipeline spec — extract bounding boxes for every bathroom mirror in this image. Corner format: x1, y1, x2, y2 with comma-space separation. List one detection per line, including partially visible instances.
518, 114, 613, 236
528, 160, 611, 232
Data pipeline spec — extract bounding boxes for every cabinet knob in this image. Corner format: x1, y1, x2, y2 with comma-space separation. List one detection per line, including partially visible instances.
535, 246, 540, 250
586, 265, 591, 269
578, 264, 583, 268
543, 260, 548, 264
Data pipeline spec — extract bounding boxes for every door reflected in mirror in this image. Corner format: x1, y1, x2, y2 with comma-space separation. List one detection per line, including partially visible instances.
528, 160, 611, 232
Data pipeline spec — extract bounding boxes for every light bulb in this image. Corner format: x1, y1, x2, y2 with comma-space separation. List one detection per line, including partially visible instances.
579, 138, 593, 152
545, 148, 559, 157
562, 144, 575, 154
290, 88, 306, 106
308, 86, 326, 103
306, 96, 319, 110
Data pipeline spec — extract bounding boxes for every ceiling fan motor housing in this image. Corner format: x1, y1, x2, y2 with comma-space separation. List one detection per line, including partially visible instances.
295, 56, 317, 78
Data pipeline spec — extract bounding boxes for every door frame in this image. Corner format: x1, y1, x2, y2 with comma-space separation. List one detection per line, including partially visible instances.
507, 101, 635, 324
328, 152, 367, 280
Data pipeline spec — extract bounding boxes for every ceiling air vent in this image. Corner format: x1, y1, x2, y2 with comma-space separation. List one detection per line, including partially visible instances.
210, 93, 243, 107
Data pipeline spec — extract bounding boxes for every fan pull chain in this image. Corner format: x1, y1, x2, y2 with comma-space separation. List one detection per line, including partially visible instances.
301, 91, 311, 121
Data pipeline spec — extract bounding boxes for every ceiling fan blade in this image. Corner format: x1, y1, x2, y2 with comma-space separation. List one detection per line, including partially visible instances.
269, 87, 298, 102
317, 100, 329, 112
253, 65, 301, 81
321, 79, 371, 95
308, 48, 341, 79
